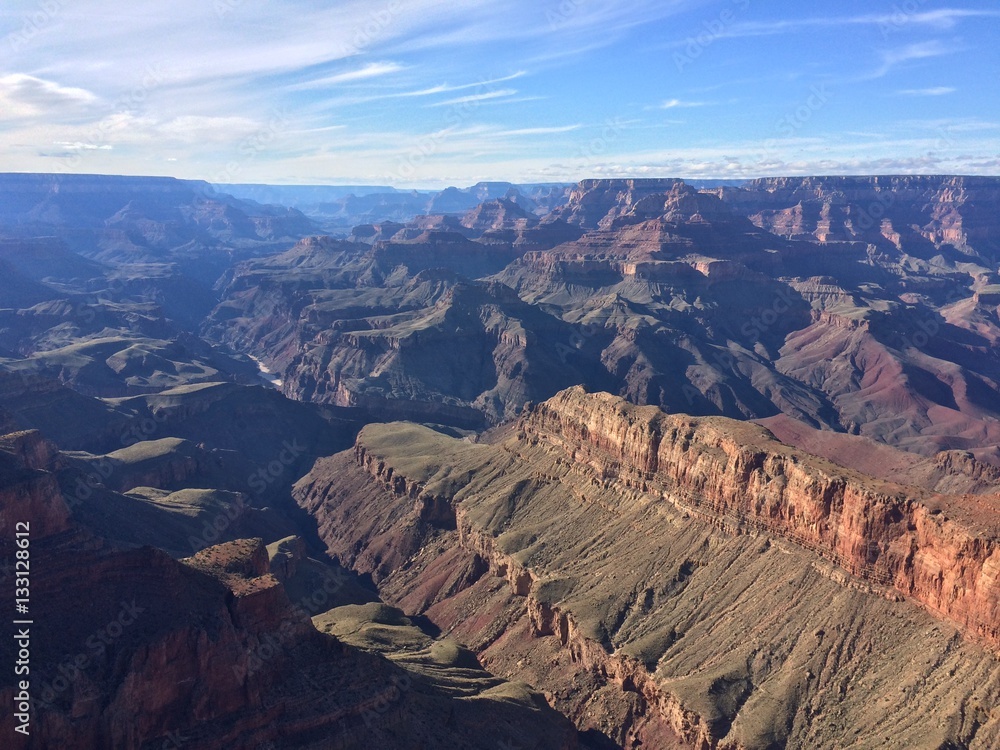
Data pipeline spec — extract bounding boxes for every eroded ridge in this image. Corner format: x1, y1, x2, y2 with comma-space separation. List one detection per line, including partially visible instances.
300, 387, 1000, 749
524, 387, 1000, 649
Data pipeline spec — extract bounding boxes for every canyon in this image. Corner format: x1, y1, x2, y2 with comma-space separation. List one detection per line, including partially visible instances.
0, 173, 999, 748
207, 175, 1000, 460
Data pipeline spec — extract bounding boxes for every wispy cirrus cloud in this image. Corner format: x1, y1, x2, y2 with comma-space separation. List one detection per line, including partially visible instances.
288, 62, 407, 90
660, 98, 712, 109
1, 0, 996, 184
427, 88, 519, 107
494, 125, 581, 136
871, 40, 961, 78
895, 86, 956, 96
398, 71, 527, 98
53, 141, 112, 150
716, 8, 1000, 39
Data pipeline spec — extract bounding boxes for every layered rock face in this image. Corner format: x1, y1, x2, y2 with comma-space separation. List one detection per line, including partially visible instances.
205, 226, 593, 425
0, 432, 579, 750
296, 387, 1000, 750
207, 176, 1000, 461
715, 175, 1000, 256
526, 387, 1000, 646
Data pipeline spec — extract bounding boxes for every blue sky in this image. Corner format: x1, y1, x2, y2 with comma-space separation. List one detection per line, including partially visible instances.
1, 0, 998, 187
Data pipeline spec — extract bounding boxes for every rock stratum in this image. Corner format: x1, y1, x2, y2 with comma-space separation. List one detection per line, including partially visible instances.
2, 173, 1000, 748
208, 175, 1000, 462
296, 387, 1000, 749
0, 429, 579, 750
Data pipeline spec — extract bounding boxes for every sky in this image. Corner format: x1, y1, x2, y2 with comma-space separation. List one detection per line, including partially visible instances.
1, 0, 999, 188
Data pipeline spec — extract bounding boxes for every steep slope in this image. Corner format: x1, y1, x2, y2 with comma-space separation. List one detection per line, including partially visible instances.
295, 387, 1000, 750
0, 431, 579, 749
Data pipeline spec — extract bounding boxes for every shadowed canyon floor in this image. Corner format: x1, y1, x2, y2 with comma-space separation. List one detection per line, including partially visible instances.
0, 431, 578, 749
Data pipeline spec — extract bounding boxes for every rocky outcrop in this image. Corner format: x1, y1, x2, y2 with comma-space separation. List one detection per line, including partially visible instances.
0, 438, 580, 749
525, 387, 1000, 646
296, 388, 1000, 749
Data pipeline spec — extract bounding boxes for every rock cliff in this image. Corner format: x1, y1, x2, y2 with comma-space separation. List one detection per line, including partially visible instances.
0, 432, 579, 749
296, 387, 1000, 749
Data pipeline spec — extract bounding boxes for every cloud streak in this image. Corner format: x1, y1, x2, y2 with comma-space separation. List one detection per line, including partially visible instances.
661, 99, 712, 109
427, 88, 519, 107
896, 87, 956, 96
0, 74, 96, 120
288, 62, 407, 90
872, 40, 960, 78
716, 9, 1000, 39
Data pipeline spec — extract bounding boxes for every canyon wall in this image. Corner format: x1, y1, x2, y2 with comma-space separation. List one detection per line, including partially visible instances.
298, 387, 1000, 749
526, 387, 1000, 649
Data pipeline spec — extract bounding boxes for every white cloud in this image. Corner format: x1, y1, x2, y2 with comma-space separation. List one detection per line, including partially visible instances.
288, 62, 406, 90
156, 115, 266, 142
716, 9, 1000, 40
398, 72, 527, 98
661, 99, 711, 109
53, 141, 112, 150
1, 1, 995, 185
428, 88, 519, 107
873, 40, 959, 78
0, 74, 96, 119
895, 87, 956, 96
496, 125, 580, 136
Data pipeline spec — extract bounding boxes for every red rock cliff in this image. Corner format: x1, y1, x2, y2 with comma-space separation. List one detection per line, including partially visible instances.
524, 387, 1000, 649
